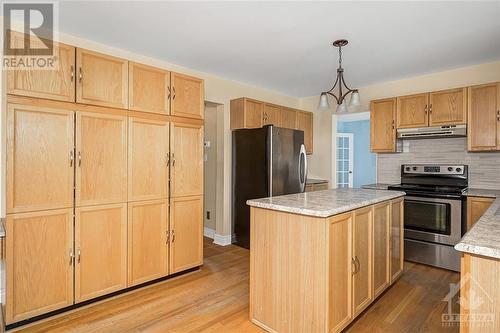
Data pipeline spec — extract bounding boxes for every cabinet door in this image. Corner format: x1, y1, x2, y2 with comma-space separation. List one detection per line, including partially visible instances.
244, 99, 264, 128
75, 204, 127, 302
128, 116, 169, 201
373, 202, 390, 297
296, 111, 313, 154
7, 104, 74, 213
128, 200, 169, 286
75, 112, 127, 206
6, 209, 74, 324
390, 198, 404, 283
370, 98, 396, 152
76, 49, 128, 109
352, 206, 373, 316
171, 72, 204, 119
170, 195, 203, 273
171, 123, 203, 197
429, 88, 467, 126
467, 196, 494, 231
7, 31, 76, 102
396, 93, 429, 128
468, 83, 498, 151
328, 212, 353, 333
280, 107, 297, 129
263, 103, 281, 126
129, 62, 170, 114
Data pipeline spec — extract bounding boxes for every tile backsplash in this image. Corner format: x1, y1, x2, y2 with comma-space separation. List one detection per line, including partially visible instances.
377, 138, 500, 190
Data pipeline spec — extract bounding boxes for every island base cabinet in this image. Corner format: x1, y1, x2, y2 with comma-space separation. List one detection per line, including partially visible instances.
74, 204, 127, 303
5, 209, 74, 324
250, 197, 404, 333
390, 198, 404, 282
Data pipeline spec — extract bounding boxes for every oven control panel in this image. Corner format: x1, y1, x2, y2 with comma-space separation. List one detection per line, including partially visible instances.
403, 165, 466, 175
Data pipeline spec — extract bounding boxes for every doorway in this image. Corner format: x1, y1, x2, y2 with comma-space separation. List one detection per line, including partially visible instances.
336, 112, 376, 188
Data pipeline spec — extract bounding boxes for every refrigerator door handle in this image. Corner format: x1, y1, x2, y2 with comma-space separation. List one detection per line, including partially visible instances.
299, 144, 307, 192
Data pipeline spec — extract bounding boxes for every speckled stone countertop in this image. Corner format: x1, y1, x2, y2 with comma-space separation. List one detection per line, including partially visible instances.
247, 188, 405, 218
455, 188, 500, 259
361, 183, 395, 190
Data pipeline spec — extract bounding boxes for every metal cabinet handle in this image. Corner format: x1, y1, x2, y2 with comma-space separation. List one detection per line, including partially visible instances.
352, 256, 360, 274
70, 150, 74, 167
424, 104, 428, 115
429, 104, 433, 114
167, 86, 171, 100
70, 65, 74, 82
171, 230, 175, 243
172, 87, 176, 100
166, 152, 170, 166
77, 249, 81, 263
78, 151, 82, 167
497, 110, 500, 121
392, 119, 395, 129
79, 67, 82, 83
69, 249, 74, 265
166, 230, 170, 244
172, 153, 175, 166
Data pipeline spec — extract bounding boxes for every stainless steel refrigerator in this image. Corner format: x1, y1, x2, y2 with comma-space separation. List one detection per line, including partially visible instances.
232, 125, 307, 248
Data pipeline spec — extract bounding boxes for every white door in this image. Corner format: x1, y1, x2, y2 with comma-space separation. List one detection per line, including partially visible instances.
336, 133, 354, 188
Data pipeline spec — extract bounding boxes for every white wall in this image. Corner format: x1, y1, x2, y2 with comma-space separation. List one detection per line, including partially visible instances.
0, 30, 302, 242
299, 61, 500, 188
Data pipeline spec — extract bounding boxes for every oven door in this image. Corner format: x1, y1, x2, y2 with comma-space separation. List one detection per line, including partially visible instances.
404, 195, 462, 246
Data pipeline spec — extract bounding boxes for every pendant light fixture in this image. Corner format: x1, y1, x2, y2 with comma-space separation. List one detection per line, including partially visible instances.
318, 39, 360, 113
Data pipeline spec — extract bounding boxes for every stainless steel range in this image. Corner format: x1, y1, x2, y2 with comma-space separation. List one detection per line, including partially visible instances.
388, 164, 468, 272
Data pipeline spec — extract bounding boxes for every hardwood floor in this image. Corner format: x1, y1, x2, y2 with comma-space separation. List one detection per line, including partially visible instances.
11, 238, 459, 333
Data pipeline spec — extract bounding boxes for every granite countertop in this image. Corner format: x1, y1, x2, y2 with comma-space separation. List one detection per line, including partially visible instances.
0, 218, 4, 238
361, 183, 395, 190
455, 188, 500, 260
247, 188, 405, 218
306, 178, 328, 185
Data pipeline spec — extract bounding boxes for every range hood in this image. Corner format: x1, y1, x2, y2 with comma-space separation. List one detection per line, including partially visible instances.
397, 124, 467, 140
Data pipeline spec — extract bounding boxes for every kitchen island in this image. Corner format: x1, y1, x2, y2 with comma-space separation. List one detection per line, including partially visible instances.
247, 188, 405, 333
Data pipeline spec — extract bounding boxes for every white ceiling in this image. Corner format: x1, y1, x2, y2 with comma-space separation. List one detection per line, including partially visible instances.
59, 1, 500, 97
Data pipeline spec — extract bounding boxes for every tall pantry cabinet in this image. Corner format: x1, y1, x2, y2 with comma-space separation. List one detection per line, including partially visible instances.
4, 31, 204, 325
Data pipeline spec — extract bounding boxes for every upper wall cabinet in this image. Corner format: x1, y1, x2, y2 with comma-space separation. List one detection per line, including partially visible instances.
7, 31, 76, 102
370, 98, 397, 153
429, 88, 467, 126
230, 98, 263, 129
468, 82, 500, 151
129, 62, 170, 114
171, 72, 204, 119
281, 107, 297, 129
396, 93, 428, 128
296, 111, 313, 154
76, 49, 129, 109
263, 103, 282, 127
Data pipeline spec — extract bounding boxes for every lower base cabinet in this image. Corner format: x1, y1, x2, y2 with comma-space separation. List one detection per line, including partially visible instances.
75, 204, 127, 302
373, 201, 391, 297
128, 199, 169, 286
170, 195, 203, 273
390, 198, 404, 282
352, 207, 373, 316
6, 209, 74, 324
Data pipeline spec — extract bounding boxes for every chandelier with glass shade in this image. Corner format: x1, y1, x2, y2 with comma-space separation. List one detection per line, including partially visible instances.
318, 39, 360, 113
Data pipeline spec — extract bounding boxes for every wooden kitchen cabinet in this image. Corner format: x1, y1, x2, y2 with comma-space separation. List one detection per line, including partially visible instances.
127, 200, 169, 286
7, 31, 76, 102
373, 201, 390, 298
263, 103, 282, 126
170, 122, 204, 197
75, 204, 127, 302
6, 103, 74, 213
468, 82, 500, 151
171, 72, 204, 119
396, 93, 429, 128
76, 48, 128, 109
467, 196, 495, 231
5, 209, 74, 324
352, 206, 373, 316
75, 112, 127, 207
169, 195, 203, 273
129, 62, 170, 114
296, 110, 314, 154
230, 98, 263, 129
390, 198, 404, 282
429, 88, 467, 126
128, 115, 170, 201
280, 107, 297, 129
328, 212, 353, 333
370, 98, 397, 152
